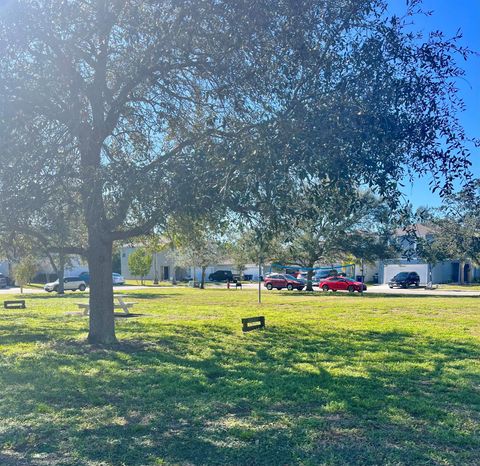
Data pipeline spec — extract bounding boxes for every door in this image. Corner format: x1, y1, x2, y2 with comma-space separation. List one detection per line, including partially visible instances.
336, 278, 349, 291
163, 266, 169, 281
277, 274, 287, 288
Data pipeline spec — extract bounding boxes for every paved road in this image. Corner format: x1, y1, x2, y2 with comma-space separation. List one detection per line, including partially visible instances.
0, 285, 149, 295
1, 283, 479, 298
237, 282, 480, 297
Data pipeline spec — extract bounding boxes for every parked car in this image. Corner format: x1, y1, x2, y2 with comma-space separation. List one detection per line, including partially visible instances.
314, 269, 341, 281
388, 271, 420, 288
208, 270, 234, 282
44, 277, 87, 292
264, 273, 305, 291
319, 276, 367, 293
112, 273, 125, 285
78, 271, 125, 286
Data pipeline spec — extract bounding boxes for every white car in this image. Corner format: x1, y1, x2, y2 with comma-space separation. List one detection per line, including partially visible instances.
112, 273, 125, 285
44, 277, 87, 292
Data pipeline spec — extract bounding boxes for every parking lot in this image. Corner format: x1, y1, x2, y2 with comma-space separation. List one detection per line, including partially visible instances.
238, 281, 480, 297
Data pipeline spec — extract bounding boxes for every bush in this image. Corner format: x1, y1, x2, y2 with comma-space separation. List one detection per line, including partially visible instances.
13, 256, 37, 292
128, 248, 152, 284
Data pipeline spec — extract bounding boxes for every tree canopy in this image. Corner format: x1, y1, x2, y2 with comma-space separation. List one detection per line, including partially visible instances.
0, 0, 475, 343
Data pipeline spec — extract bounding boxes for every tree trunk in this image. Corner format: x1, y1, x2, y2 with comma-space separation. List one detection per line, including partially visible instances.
153, 253, 158, 284
306, 265, 314, 291
171, 265, 177, 285
200, 266, 206, 289
459, 261, 465, 285
57, 252, 65, 294
87, 237, 116, 345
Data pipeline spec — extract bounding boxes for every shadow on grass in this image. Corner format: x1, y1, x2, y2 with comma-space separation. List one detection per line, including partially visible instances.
283, 290, 480, 299
1, 322, 479, 465
5, 292, 182, 301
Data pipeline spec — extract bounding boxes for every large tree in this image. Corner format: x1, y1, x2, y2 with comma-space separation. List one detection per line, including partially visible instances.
0, 0, 474, 343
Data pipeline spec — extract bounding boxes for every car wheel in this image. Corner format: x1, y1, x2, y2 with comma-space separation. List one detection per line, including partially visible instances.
79, 284, 86, 291
266, 283, 273, 290
389, 285, 394, 289
287, 284, 293, 291
348, 285, 355, 293
322, 285, 329, 292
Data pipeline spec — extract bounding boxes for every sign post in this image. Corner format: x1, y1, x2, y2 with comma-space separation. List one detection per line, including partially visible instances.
258, 260, 262, 304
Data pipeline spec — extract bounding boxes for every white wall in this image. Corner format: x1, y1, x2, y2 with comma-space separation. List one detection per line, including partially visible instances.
383, 263, 428, 284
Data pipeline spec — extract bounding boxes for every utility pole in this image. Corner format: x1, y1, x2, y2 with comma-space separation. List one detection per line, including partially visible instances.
258, 258, 262, 304
360, 258, 364, 296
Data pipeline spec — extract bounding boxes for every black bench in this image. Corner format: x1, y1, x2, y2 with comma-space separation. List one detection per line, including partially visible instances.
242, 316, 265, 332
235, 282, 242, 289
4, 300, 26, 309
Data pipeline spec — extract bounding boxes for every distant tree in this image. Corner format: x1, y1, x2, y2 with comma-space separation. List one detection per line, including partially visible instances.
416, 181, 480, 284
176, 233, 225, 289
283, 190, 395, 290
112, 249, 122, 275
12, 256, 37, 294
226, 228, 284, 279
128, 248, 152, 285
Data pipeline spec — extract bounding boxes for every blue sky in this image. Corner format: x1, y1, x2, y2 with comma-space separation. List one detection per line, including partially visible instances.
388, 0, 480, 208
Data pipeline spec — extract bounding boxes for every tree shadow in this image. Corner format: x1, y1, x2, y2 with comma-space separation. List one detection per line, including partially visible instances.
1, 292, 183, 304
1, 323, 479, 465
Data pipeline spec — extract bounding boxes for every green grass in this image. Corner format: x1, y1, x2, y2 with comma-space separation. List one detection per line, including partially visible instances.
1, 288, 479, 465
438, 283, 480, 291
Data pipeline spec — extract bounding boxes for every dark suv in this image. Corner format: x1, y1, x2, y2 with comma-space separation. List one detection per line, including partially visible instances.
208, 270, 234, 282
388, 271, 420, 288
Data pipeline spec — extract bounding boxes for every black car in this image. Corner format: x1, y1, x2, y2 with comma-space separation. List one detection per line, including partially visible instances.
208, 270, 234, 282
388, 271, 420, 288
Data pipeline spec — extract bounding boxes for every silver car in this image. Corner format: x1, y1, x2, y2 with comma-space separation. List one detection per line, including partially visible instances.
44, 277, 87, 292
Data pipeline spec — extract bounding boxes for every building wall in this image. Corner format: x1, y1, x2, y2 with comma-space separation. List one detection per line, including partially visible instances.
380, 259, 475, 284
0, 260, 9, 275
379, 259, 426, 284
121, 247, 183, 281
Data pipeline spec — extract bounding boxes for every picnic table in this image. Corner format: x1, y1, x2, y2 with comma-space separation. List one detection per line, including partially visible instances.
75, 295, 137, 316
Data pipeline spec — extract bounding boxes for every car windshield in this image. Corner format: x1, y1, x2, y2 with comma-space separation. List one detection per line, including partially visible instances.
394, 272, 409, 279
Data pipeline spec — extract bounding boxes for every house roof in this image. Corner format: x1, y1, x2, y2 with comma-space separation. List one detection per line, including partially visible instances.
394, 224, 435, 238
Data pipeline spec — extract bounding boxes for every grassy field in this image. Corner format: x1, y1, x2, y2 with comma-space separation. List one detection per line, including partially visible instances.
0, 288, 479, 465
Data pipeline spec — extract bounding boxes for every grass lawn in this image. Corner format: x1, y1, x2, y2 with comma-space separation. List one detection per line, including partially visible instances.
0, 288, 479, 465
438, 284, 480, 291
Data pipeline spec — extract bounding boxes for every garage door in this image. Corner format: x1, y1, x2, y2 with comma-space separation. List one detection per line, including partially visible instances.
383, 264, 428, 284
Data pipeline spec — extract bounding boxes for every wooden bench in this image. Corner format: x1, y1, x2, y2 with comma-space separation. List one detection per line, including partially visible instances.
3, 300, 26, 309
242, 316, 265, 332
